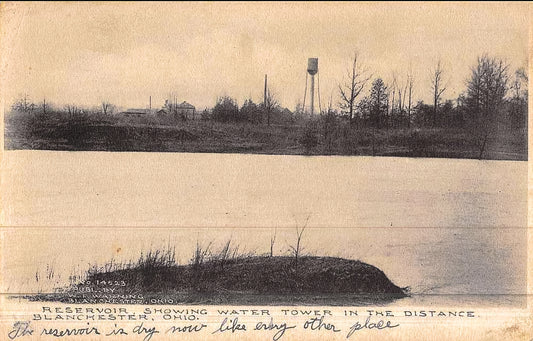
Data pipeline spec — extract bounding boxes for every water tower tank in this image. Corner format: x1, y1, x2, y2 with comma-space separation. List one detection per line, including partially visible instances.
307, 58, 318, 75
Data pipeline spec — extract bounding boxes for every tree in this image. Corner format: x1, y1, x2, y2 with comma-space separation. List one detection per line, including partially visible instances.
356, 96, 371, 125
430, 60, 447, 127
465, 54, 509, 159
366, 78, 388, 155
289, 226, 306, 273
388, 74, 397, 128
406, 70, 414, 128
294, 101, 304, 115
509, 67, 528, 128
201, 108, 211, 121
240, 99, 261, 124
212, 96, 240, 122
101, 101, 114, 115
395, 73, 410, 128
163, 99, 175, 115
413, 100, 433, 127
368, 78, 388, 129
40, 98, 49, 116
299, 122, 319, 153
11, 94, 35, 113
289, 214, 311, 274
65, 104, 80, 118
262, 88, 279, 126
440, 99, 456, 127
270, 228, 277, 257
322, 95, 338, 153
338, 53, 371, 125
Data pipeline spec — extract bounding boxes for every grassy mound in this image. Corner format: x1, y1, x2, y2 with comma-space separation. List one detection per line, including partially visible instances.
88, 256, 405, 296
23, 256, 407, 305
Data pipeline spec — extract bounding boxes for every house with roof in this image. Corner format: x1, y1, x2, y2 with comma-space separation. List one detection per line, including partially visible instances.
177, 101, 196, 120
157, 101, 196, 120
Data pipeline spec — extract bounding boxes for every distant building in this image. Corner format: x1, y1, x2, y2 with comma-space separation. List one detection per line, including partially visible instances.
121, 108, 152, 117
120, 100, 196, 122
177, 101, 196, 120
158, 101, 196, 120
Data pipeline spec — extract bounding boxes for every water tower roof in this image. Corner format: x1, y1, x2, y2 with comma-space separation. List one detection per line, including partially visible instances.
307, 57, 318, 75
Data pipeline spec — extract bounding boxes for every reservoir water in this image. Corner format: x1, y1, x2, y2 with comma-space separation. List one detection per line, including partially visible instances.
1, 151, 528, 307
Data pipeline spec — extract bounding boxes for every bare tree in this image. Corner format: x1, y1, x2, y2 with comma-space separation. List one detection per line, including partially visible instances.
465, 54, 509, 159
338, 52, 371, 125
431, 60, 447, 127
41, 98, 48, 116
21, 94, 30, 112
388, 73, 397, 128
323, 93, 337, 152
101, 101, 113, 115
164, 98, 176, 115
396, 73, 410, 127
516, 67, 528, 81
396, 73, 407, 116
511, 67, 528, 102
270, 228, 277, 257
406, 71, 414, 128
289, 226, 306, 272
263, 88, 279, 126
289, 214, 310, 273
12, 94, 35, 113
393, 69, 414, 128
65, 104, 80, 118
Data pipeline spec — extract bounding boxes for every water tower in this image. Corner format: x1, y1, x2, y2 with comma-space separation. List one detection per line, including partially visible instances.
306, 58, 318, 115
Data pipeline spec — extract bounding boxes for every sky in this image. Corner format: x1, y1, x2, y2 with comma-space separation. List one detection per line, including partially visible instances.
1, 2, 529, 112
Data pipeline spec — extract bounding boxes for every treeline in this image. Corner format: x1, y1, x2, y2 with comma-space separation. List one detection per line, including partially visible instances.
5, 53, 528, 159
342, 55, 527, 131
197, 54, 527, 141
201, 96, 309, 126
328, 54, 527, 159
9, 54, 527, 132
10, 97, 117, 118
194, 53, 527, 159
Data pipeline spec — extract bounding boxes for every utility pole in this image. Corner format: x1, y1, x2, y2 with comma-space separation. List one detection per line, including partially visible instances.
264, 74, 267, 107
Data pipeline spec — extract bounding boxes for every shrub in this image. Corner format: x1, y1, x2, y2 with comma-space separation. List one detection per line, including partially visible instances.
212, 96, 243, 122
407, 130, 436, 156
299, 124, 318, 153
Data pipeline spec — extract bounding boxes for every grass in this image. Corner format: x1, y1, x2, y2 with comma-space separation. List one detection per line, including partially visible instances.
4, 110, 527, 160
20, 240, 408, 306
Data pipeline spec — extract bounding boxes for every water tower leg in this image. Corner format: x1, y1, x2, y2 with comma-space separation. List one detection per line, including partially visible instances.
310, 74, 315, 115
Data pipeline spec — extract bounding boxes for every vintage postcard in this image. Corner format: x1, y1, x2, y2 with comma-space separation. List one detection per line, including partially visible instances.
0, 2, 531, 340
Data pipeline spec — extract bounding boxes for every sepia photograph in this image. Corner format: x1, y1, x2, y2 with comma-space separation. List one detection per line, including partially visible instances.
0, 2, 530, 340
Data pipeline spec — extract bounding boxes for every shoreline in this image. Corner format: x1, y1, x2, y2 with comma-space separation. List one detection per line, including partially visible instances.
21, 256, 409, 306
